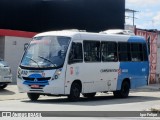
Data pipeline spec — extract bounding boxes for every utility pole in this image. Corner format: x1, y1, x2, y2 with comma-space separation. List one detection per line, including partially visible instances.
125, 8, 138, 26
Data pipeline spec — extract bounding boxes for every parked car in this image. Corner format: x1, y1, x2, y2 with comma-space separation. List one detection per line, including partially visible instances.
0, 59, 12, 89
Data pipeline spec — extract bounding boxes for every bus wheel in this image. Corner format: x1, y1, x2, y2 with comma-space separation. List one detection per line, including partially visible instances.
0, 84, 8, 89
113, 81, 130, 98
27, 93, 40, 101
68, 82, 81, 101
82, 93, 96, 98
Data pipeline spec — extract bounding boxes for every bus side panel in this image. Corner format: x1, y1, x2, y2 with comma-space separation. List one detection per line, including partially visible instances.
100, 62, 120, 91
65, 62, 104, 94
117, 61, 149, 90
65, 62, 121, 94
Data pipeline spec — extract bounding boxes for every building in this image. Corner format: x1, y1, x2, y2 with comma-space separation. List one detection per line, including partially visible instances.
0, 29, 36, 82
0, 0, 125, 32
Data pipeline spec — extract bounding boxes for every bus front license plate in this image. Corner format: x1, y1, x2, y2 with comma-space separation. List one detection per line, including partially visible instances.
31, 85, 39, 88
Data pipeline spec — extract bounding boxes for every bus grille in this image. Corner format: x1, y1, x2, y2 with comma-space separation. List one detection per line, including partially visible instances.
23, 77, 51, 81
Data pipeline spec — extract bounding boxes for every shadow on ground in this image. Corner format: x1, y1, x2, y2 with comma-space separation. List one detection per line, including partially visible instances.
0, 89, 15, 95
21, 93, 160, 106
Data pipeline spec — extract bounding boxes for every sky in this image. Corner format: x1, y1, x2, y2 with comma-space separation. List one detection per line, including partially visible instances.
125, 0, 160, 30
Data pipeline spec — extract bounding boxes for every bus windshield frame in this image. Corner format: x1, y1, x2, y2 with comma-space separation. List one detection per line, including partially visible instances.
20, 36, 71, 69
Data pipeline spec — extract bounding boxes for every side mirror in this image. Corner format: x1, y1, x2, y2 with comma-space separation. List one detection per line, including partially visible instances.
68, 51, 74, 64
24, 43, 29, 51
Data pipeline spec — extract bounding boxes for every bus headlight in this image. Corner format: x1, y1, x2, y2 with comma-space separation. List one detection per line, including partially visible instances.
52, 68, 62, 80
17, 67, 22, 79
9, 68, 12, 75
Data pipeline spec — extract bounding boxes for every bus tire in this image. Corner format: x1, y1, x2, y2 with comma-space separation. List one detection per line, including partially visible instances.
113, 81, 130, 98
0, 84, 8, 89
82, 93, 96, 98
113, 90, 121, 98
27, 93, 40, 101
68, 82, 81, 101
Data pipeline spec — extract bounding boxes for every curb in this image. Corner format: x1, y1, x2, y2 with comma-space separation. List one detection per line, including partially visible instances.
151, 107, 160, 113
138, 84, 160, 91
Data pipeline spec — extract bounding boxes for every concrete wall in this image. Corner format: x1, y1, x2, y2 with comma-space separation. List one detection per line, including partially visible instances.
0, 37, 5, 59
4, 36, 32, 83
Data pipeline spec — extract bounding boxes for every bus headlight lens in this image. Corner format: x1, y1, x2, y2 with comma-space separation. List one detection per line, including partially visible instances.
9, 68, 12, 75
17, 67, 22, 79
52, 69, 62, 80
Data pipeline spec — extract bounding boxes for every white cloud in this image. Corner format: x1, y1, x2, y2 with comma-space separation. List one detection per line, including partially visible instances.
126, 0, 160, 6
136, 10, 154, 21
126, 0, 160, 30
125, 18, 133, 25
136, 22, 154, 29
126, 18, 154, 29
142, 10, 154, 18
153, 12, 160, 26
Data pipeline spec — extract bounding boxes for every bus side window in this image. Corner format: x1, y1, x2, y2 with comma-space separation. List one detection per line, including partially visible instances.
143, 43, 148, 61
101, 42, 118, 62
68, 42, 83, 64
131, 43, 143, 62
118, 42, 131, 61
83, 41, 101, 62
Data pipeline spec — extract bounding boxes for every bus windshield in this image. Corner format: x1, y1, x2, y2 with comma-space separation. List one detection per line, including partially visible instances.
21, 36, 70, 68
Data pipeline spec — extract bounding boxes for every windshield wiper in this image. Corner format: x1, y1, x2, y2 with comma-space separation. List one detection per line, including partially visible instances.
26, 56, 39, 67
38, 56, 56, 67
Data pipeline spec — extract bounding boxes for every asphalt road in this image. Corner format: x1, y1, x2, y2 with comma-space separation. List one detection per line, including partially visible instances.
0, 90, 160, 111
0, 85, 160, 119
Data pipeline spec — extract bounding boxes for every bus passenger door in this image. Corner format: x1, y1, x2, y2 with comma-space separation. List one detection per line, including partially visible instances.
82, 40, 107, 93
100, 42, 119, 91
65, 42, 84, 94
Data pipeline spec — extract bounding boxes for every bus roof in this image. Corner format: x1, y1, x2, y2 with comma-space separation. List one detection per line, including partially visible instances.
34, 30, 146, 43
34, 30, 83, 38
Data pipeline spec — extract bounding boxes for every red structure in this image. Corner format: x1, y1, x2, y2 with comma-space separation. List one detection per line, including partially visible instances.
0, 29, 37, 38
136, 29, 158, 84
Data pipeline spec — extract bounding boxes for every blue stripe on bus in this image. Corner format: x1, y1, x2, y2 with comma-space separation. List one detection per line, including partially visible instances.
128, 36, 146, 43
117, 61, 149, 90
28, 74, 42, 78
23, 73, 49, 85
23, 81, 49, 85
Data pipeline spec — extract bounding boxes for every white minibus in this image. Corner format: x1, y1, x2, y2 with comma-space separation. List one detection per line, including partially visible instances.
17, 30, 149, 101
